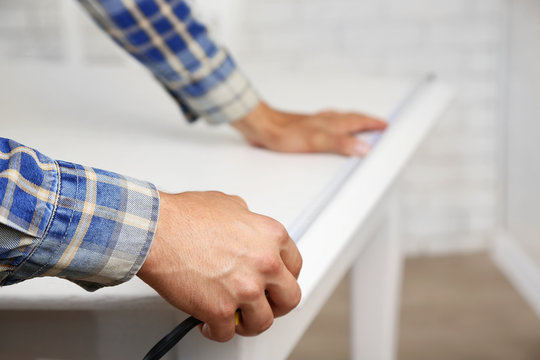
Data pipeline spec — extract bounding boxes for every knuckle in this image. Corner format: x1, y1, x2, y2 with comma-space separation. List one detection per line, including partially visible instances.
231, 195, 248, 208
208, 190, 225, 198
318, 109, 337, 116
259, 254, 283, 275
277, 226, 290, 243
345, 117, 360, 128
263, 218, 289, 243
211, 303, 236, 322
239, 280, 263, 301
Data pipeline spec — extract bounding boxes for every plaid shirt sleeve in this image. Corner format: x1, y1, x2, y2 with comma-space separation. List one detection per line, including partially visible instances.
78, 0, 260, 125
0, 138, 159, 291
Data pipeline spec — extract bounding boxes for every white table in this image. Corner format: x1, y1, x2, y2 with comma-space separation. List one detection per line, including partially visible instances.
0, 62, 452, 359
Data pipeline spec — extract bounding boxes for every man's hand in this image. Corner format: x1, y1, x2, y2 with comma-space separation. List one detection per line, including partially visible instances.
231, 101, 387, 156
137, 191, 302, 342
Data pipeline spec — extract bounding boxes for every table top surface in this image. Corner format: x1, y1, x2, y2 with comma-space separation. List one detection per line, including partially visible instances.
0, 62, 453, 309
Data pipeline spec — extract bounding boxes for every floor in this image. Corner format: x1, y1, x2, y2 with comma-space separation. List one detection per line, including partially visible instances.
288, 253, 540, 360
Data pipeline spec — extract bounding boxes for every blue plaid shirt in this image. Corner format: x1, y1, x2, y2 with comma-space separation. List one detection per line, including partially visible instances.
0, 0, 259, 291
0, 138, 159, 291
79, 0, 259, 124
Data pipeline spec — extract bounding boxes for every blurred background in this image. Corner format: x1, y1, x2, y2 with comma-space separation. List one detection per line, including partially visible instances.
0, 0, 539, 359
0, 0, 506, 254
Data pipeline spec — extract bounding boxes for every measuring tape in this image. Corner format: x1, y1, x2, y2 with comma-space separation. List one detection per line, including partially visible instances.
142, 73, 435, 360
288, 73, 434, 242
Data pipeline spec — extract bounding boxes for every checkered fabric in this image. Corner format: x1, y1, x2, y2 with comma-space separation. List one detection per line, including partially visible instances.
79, 0, 260, 124
0, 138, 159, 291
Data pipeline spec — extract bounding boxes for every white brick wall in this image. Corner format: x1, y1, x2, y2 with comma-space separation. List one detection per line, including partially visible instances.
232, 0, 506, 255
0, 0, 507, 255
0, 0, 64, 60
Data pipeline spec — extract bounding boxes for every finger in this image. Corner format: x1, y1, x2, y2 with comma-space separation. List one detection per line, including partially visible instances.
325, 113, 387, 134
336, 135, 372, 157
317, 109, 339, 116
235, 296, 275, 336
280, 237, 302, 279
309, 131, 371, 157
266, 271, 302, 317
201, 313, 237, 342
352, 138, 371, 157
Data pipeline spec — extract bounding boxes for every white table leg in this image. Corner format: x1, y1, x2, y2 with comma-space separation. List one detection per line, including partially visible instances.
93, 309, 180, 359
350, 198, 403, 360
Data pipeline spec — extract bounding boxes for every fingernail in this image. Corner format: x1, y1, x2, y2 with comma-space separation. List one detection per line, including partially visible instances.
354, 142, 371, 156
202, 323, 210, 337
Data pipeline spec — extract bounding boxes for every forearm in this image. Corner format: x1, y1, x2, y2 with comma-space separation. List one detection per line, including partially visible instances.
0, 137, 159, 291
78, 0, 259, 124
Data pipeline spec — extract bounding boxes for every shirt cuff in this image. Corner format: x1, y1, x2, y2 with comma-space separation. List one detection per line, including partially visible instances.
6, 161, 159, 291
166, 55, 260, 125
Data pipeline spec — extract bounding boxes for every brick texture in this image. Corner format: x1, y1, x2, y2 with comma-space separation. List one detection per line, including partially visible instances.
231, 0, 506, 255
0, 0, 507, 255
0, 0, 64, 60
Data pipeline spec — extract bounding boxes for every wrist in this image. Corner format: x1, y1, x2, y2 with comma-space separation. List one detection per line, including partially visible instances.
231, 101, 283, 146
138, 190, 171, 279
